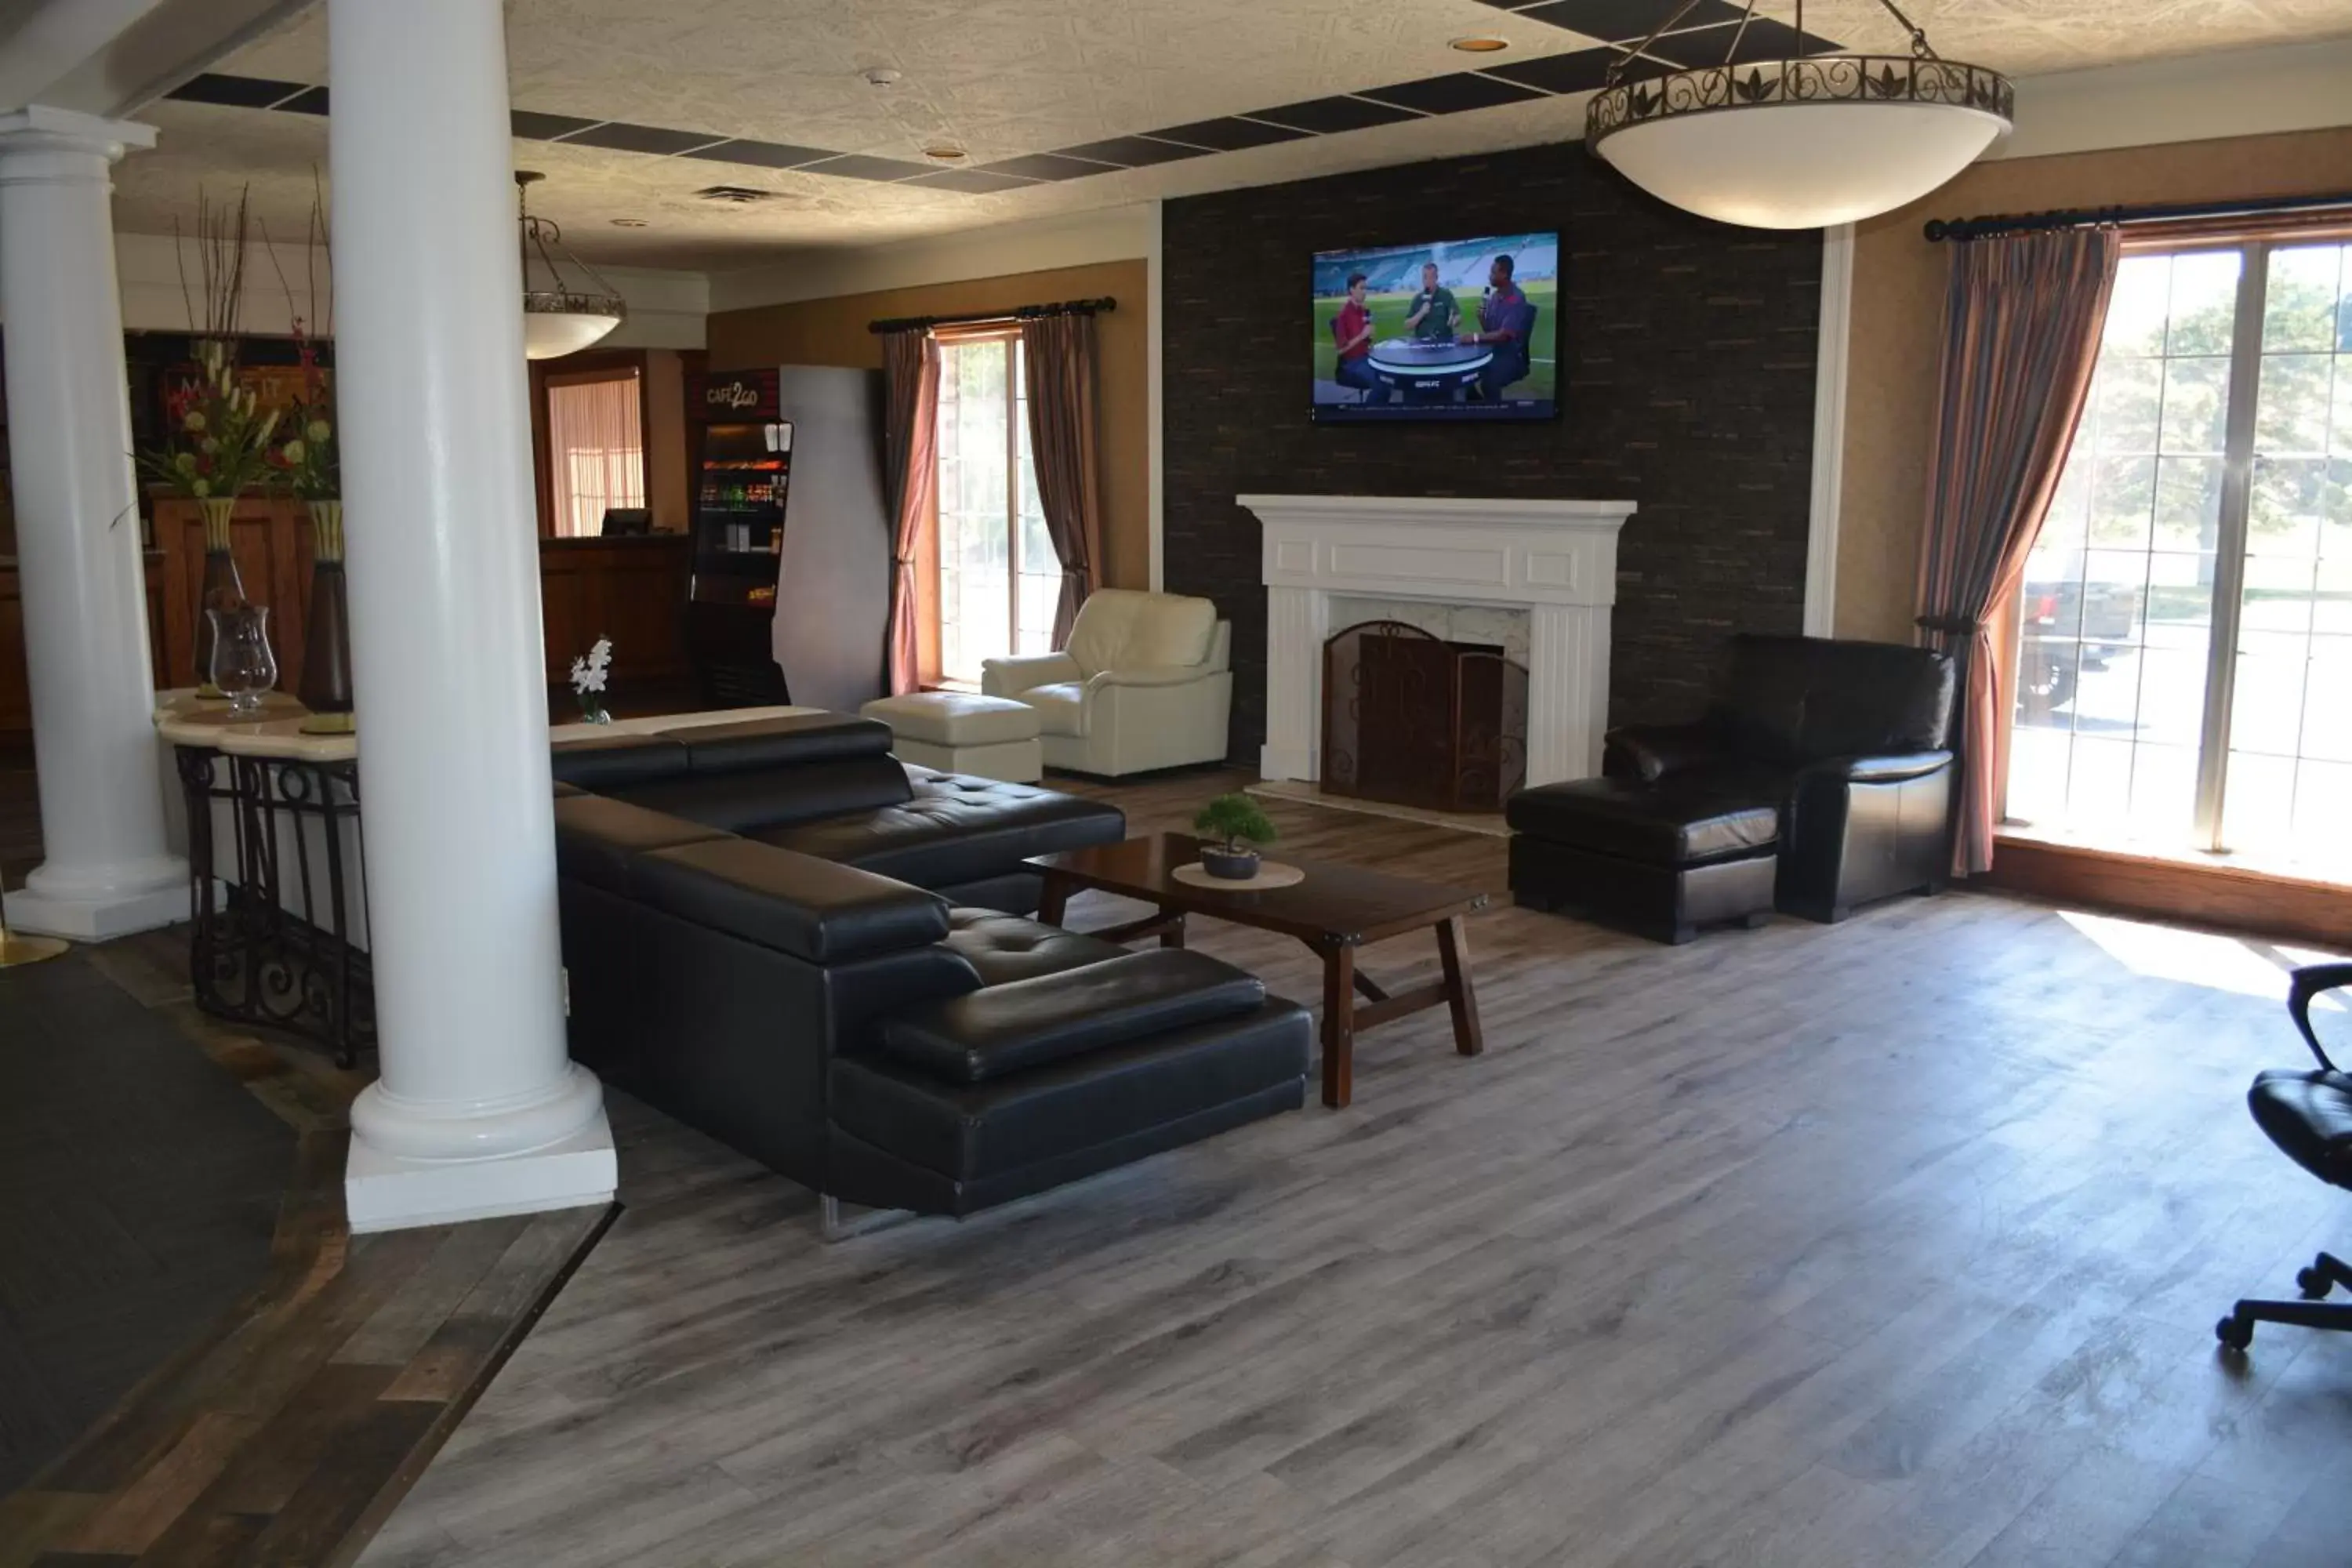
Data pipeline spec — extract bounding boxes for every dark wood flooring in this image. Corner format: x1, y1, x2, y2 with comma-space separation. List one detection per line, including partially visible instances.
333, 771, 2352, 1568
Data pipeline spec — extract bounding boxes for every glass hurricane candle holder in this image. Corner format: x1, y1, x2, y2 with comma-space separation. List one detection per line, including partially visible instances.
207, 603, 278, 720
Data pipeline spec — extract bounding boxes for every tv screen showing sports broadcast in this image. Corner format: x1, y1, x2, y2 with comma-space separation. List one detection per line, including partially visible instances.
1310, 231, 1559, 423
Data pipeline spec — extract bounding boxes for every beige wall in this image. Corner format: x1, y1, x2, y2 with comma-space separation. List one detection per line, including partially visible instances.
703, 259, 1152, 590
1837, 125, 2352, 643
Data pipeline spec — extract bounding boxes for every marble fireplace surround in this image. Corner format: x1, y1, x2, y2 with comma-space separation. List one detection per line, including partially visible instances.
1238, 495, 1637, 790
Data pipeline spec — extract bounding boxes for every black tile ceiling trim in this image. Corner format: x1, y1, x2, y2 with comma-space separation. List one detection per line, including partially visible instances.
1144, 117, 1312, 151
796, 153, 936, 182
681, 139, 836, 169
1643, 16, 1844, 66
1053, 136, 1216, 169
1243, 95, 1425, 135
971, 151, 1121, 182
166, 73, 310, 110
1481, 45, 1664, 93
276, 86, 328, 116
1354, 71, 1547, 115
510, 110, 601, 141
903, 169, 1043, 194
1511, 0, 1748, 40
561, 121, 729, 156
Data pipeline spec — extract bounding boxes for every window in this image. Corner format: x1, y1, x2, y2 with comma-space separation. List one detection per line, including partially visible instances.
932, 332, 1056, 686
543, 367, 645, 538
2007, 238, 2352, 879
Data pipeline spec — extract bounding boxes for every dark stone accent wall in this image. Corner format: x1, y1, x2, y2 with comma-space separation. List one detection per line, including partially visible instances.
1161, 140, 1822, 764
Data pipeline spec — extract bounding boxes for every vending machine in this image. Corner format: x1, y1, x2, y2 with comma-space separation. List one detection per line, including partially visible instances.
688, 369, 793, 705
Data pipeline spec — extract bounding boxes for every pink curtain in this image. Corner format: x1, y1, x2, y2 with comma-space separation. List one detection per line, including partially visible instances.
1018, 313, 1103, 648
546, 372, 645, 537
1916, 227, 2120, 876
881, 328, 940, 694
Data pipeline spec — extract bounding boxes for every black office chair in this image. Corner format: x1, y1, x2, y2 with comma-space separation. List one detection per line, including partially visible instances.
2218, 963, 2352, 1352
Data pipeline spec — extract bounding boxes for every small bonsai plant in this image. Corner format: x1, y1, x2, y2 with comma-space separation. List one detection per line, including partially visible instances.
1192, 793, 1277, 880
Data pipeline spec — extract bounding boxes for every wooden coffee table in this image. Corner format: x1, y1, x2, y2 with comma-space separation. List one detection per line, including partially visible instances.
1027, 833, 1490, 1108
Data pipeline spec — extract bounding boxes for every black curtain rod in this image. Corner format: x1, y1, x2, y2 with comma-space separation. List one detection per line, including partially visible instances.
867, 296, 1116, 335
1925, 191, 2352, 243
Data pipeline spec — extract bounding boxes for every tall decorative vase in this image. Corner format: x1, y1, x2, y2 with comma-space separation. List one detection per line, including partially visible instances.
297, 499, 356, 735
194, 495, 247, 699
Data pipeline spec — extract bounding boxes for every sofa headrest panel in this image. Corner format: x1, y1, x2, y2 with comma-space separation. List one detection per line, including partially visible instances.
552, 793, 735, 895
549, 733, 691, 791
633, 837, 952, 964
610, 753, 914, 836
1713, 634, 1954, 763
681, 714, 895, 775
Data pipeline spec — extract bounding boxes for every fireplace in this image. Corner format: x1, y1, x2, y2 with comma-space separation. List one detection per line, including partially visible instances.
1323, 621, 1527, 813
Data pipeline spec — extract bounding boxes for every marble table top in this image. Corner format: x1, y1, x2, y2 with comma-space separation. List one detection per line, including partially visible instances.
154, 690, 822, 764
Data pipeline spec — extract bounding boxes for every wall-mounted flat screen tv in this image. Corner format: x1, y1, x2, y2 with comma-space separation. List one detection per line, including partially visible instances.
1310, 231, 1559, 423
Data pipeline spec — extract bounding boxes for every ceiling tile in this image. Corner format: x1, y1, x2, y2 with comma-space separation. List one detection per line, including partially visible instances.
681, 139, 838, 169
1247, 96, 1424, 134
1644, 16, 1847, 66
166, 73, 307, 110
903, 169, 1044, 193
796, 153, 937, 182
1147, 116, 1312, 151
1514, 0, 1744, 42
512, 110, 601, 140
971, 151, 1121, 181
276, 86, 328, 116
1470, 45, 1623, 93
1054, 135, 1215, 168
1356, 71, 1548, 115
562, 121, 730, 155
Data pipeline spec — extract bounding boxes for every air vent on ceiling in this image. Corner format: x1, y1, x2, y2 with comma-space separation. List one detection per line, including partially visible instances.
695, 185, 779, 204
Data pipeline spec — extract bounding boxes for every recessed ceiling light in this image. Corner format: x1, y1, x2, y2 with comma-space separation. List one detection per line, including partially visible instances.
1449, 35, 1509, 52
862, 66, 902, 88
923, 143, 967, 162
610, 217, 648, 227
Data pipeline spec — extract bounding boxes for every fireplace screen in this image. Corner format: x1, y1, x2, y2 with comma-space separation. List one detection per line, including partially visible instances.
1323, 620, 1527, 813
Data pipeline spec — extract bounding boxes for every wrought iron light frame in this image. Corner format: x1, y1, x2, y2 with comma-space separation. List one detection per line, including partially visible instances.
1584, 0, 2013, 153
515, 170, 627, 339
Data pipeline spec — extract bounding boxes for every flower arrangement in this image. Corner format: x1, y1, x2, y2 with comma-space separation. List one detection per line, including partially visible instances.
138, 337, 282, 505
569, 636, 614, 724
265, 180, 338, 503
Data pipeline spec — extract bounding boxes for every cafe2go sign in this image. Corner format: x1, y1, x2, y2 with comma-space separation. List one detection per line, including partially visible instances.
691, 368, 779, 422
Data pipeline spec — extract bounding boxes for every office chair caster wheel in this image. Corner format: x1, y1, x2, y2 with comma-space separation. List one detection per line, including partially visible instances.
2216, 1314, 2253, 1352
2298, 1266, 2332, 1299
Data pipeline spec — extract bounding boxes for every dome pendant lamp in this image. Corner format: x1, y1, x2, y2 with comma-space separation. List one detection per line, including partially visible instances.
515, 170, 626, 358
1585, 0, 2014, 230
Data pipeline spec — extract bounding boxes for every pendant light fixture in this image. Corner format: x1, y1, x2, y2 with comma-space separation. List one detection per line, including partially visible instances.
515, 170, 626, 358
1585, 0, 2013, 230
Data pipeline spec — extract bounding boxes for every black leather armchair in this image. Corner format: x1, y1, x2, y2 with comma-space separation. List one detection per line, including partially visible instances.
2218, 964, 2352, 1352
1604, 634, 1958, 922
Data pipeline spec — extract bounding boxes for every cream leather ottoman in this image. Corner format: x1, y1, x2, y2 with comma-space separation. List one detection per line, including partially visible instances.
859, 692, 1044, 783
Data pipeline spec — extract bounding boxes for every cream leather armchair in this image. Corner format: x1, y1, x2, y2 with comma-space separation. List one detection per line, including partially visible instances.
982, 589, 1233, 776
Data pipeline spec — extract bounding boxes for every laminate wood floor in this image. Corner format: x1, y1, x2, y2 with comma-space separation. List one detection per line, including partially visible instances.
354, 772, 2352, 1568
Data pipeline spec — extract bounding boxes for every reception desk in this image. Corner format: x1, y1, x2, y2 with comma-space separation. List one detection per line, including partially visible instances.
140, 497, 693, 696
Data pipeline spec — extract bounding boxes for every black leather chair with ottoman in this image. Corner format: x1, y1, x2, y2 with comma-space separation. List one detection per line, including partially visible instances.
1508, 634, 1956, 938
1505, 779, 1779, 945
549, 759, 1313, 1235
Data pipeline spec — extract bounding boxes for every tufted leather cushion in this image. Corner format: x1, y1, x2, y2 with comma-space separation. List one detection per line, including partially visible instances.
753, 767, 1125, 890
861, 691, 1040, 746
631, 837, 951, 964
1506, 775, 1780, 867
943, 908, 1124, 984
877, 950, 1265, 1084
1064, 589, 1219, 677
2249, 1068, 2352, 1189
1022, 681, 1086, 737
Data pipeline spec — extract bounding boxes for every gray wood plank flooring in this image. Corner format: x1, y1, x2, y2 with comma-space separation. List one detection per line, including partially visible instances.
357, 775, 2352, 1568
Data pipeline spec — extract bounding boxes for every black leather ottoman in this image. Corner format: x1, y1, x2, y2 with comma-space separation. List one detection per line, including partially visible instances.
1505, 778, 1779, 945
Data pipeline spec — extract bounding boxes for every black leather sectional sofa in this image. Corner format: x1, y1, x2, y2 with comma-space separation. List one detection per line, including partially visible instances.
546, 712, 1312, 1225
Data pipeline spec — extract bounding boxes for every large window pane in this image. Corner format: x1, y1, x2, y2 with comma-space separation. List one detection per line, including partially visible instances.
935, 333, 1059, 682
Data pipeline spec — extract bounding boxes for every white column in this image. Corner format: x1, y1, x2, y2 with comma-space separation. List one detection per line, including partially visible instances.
0, 107, 187, 942
1260, 586, 1329, 782
329, 0, 612, 1232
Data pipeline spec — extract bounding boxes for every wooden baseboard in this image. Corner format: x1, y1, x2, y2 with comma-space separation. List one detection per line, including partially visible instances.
1984, 834, 2351, 948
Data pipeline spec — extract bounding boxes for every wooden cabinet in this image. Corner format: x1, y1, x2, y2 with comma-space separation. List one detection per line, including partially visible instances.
539, 534, 693, 686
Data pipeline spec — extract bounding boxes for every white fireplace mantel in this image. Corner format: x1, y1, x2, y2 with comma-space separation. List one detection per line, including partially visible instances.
1239, 493, 1636, 789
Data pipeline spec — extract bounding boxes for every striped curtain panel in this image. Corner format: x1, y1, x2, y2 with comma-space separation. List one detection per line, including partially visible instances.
880, 328, 941, 695
1916, 227, 2120, 876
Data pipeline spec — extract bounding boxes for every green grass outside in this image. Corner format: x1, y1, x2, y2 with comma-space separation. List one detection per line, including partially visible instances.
1311, 281, 1559, 402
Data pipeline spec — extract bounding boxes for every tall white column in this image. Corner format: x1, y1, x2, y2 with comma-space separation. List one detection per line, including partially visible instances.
328, 0, 612, 1231
0, 108, 188, 941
